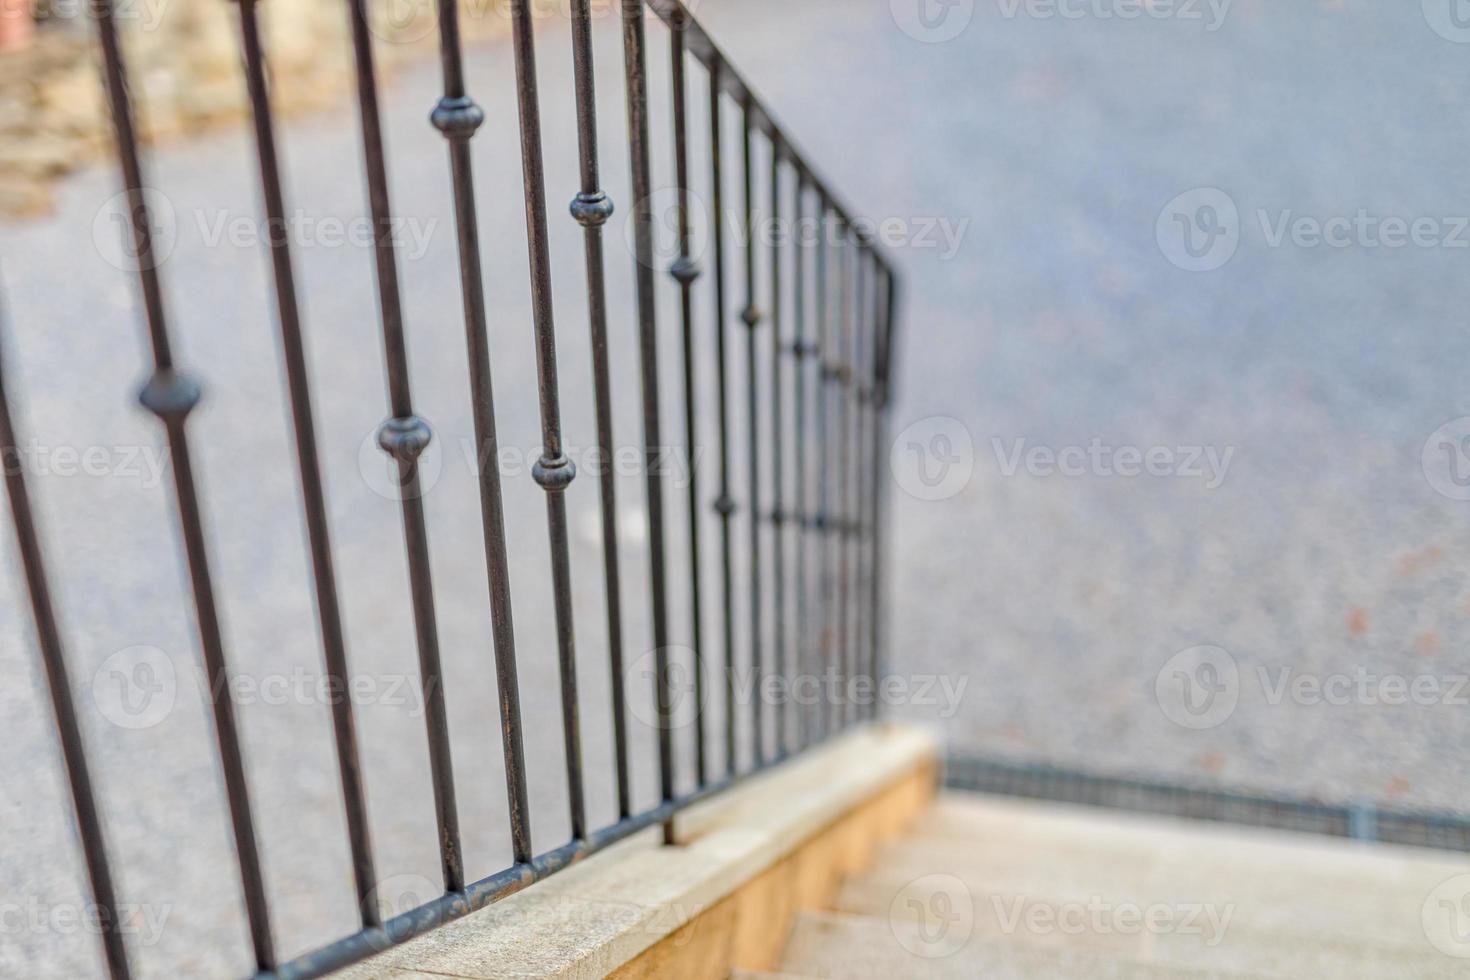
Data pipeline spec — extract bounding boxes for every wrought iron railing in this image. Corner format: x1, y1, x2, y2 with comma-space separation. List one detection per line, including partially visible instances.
1, 1, 900, 977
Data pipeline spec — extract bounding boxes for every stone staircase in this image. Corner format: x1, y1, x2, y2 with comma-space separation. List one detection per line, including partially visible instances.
738, 792, 1470, 978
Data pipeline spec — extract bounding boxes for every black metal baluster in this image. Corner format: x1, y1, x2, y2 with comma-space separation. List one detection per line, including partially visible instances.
834, 226, 854, 729
345, 0, 463, 892
767, 142, 787, 757
0, 314, 130, 980
235, 0, 380, 917
668, 11, 707, 787
870, 266, 898, 714
813, 200, 835, 737
617, 0, 676, 831
569, 0, 631, 822
508, 0, 585, 842
739, 100, 764, 767
430, 0, 532, 863
94, 0, 276, 964
851, 248, 871, 721
707, 58, 738, 776
789, 173, 812, 748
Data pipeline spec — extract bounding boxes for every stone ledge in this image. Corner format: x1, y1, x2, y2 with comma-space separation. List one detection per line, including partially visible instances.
335, 724, 940, 979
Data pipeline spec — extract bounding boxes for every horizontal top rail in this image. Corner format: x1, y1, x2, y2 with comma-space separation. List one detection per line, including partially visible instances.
643, 0, 897, 275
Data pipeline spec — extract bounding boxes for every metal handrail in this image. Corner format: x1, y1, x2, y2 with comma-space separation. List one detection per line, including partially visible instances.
1, 1, 902, 976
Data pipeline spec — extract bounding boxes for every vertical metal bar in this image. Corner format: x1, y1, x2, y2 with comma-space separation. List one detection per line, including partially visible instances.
93, 0, 277, 965
345, 0, 463, 891
851, 248, 871, 722
617, 0, 675, 831
430, 0, 532, 865
739, 100, 764, 768
813, 200, 835, 738
235, 0, 379, 919
834, 226, 854, 729
767, 143, 786, 757
508, 0, 584, 843
568, 0, 631, 822
871, 266, 898, 713
789, 173, 811, 748
0, 318, 130, 980
707, 58, 738, 776
668, 12, 707, 788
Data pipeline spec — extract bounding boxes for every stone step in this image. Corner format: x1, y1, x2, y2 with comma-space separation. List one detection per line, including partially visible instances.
920, 794, 1470, 885
813, 792, 1470, 977
779, 909, 1275, 979
845, 869, 1462, 978
853, 837, 1448, 935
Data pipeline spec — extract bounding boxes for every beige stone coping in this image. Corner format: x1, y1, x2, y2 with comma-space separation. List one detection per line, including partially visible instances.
335, 723, 939, 979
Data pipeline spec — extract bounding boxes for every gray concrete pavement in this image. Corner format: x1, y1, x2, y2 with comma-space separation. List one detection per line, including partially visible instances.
5, 0, 1470, 975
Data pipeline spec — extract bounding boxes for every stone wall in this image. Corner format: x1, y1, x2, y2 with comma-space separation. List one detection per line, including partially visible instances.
0, 0, 510, 217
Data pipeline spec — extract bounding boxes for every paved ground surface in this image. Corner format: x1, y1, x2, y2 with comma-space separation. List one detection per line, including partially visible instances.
5, 0, 1470, 975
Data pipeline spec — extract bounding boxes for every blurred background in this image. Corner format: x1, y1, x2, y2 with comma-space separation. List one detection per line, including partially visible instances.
5, 0, 1470, 975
